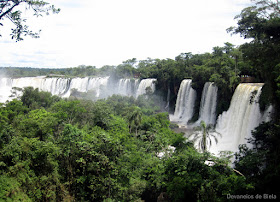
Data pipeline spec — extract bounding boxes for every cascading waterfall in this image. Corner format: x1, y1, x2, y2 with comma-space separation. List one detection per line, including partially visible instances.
165, 87, 171, 111
12, 76, 46, 90
117, 79, 134, 96
196, 82, 218, 125
0, 76, 155, 103
0, 78, 13, 103
62, 77, 110, 98
136, 78, 157, 97
88, 77, 110, 98
0, 76, 274, 155
9, 77, 71, 97
171, 79, 196, 124
211, 83, 270, 154
41, 78, 70, 96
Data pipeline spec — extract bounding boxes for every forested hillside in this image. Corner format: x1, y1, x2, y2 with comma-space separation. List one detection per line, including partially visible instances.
0, 88, 252, 201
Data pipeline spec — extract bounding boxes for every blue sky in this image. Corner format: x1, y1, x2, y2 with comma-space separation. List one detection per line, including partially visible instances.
0, 0, 252, 68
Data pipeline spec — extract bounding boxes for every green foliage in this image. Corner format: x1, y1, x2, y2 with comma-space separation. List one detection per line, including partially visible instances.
21, 87, 61, 109
0, 87, 254, 201
0, 0, 60, 41
3, 0, 280, 199
0, 175, 31, 201
228, 1, 280, 197
228, 0, 280, 110
234, 121, 280, 195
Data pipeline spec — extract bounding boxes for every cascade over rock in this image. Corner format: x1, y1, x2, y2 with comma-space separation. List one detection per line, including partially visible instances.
196, 82, 218, 126
117, 78, 139, 97
170, 80, 272, 156
62, 77, 110, 98
211, 83, 272, 154
136, 78, 156, 97
170, 79, 196, 125
0, 77, 155, 103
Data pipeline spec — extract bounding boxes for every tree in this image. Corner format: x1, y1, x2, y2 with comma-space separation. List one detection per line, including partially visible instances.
227, 0, 280, 108
0, 0, 60, 41
127, 106, 143, 136
20, 87, 61, 109
190, 121, 221, 153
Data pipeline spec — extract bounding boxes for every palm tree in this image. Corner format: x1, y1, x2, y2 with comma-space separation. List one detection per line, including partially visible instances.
190, 121, 221, 153
127, 106, 143, 136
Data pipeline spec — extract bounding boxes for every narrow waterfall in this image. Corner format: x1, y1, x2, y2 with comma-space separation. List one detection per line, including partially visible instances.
0, 78, 13, 103
171, 79, 196, 124
117, 79, 134, 96
136, 78, 157, 97
196, 82, 218, 125
165, 87, 171, 111
211, 83, 269, 154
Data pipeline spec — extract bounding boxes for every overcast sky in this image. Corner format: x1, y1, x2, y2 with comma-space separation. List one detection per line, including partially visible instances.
0, 0, 252, 68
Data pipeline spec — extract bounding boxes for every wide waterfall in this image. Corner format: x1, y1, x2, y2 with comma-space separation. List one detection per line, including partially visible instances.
211, 83, 270, 154
0, 76, 154, 103
196, 82, 218, 126
136, 78, 156, 97
171, 79, 196, 125
62, 77, 110, 98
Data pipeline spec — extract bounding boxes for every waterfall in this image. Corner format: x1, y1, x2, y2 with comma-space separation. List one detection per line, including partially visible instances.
0, 76, 157, 103
88, 77, 110, 98
136, 78, 157, 97
0, 78, 13, 103
165, 87, 171, 111
50, 77, 110, 98
211, 83, 270, 154
117, 79, 134, 96
196, 82, 218, 125
41, 78, 70, 96
171, 79, 196, 124
12, 76, 45, 90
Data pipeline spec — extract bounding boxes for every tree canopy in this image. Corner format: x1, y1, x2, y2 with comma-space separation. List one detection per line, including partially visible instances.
0, 87, 253, 201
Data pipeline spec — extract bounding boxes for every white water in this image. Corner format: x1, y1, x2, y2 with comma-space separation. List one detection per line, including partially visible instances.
117, 79, 137, 97
170, 81, 273, 155
136, 78, 157, 97
196, 82, 218, 126
211, 83, 270, 154
0, 78, 13, 102
170, 79, 196, 125
62, 77, 110, 98
0, 77, 154, 103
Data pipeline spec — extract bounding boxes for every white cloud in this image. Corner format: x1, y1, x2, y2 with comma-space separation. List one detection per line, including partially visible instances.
0, 0, 252, 68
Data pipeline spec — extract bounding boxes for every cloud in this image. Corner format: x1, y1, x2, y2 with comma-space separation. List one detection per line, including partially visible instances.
0, 0, 252, 68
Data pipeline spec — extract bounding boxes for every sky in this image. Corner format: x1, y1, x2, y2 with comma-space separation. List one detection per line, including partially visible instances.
0, 0, 252, 68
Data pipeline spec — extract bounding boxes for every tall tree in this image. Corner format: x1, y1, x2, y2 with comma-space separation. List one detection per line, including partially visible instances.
127, 106, 143, 136
0, 0, 60, 41
228, 0, 280, 108
190, 121, 221, 153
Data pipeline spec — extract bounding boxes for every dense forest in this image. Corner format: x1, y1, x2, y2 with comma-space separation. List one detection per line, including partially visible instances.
1, 0, 280, 201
